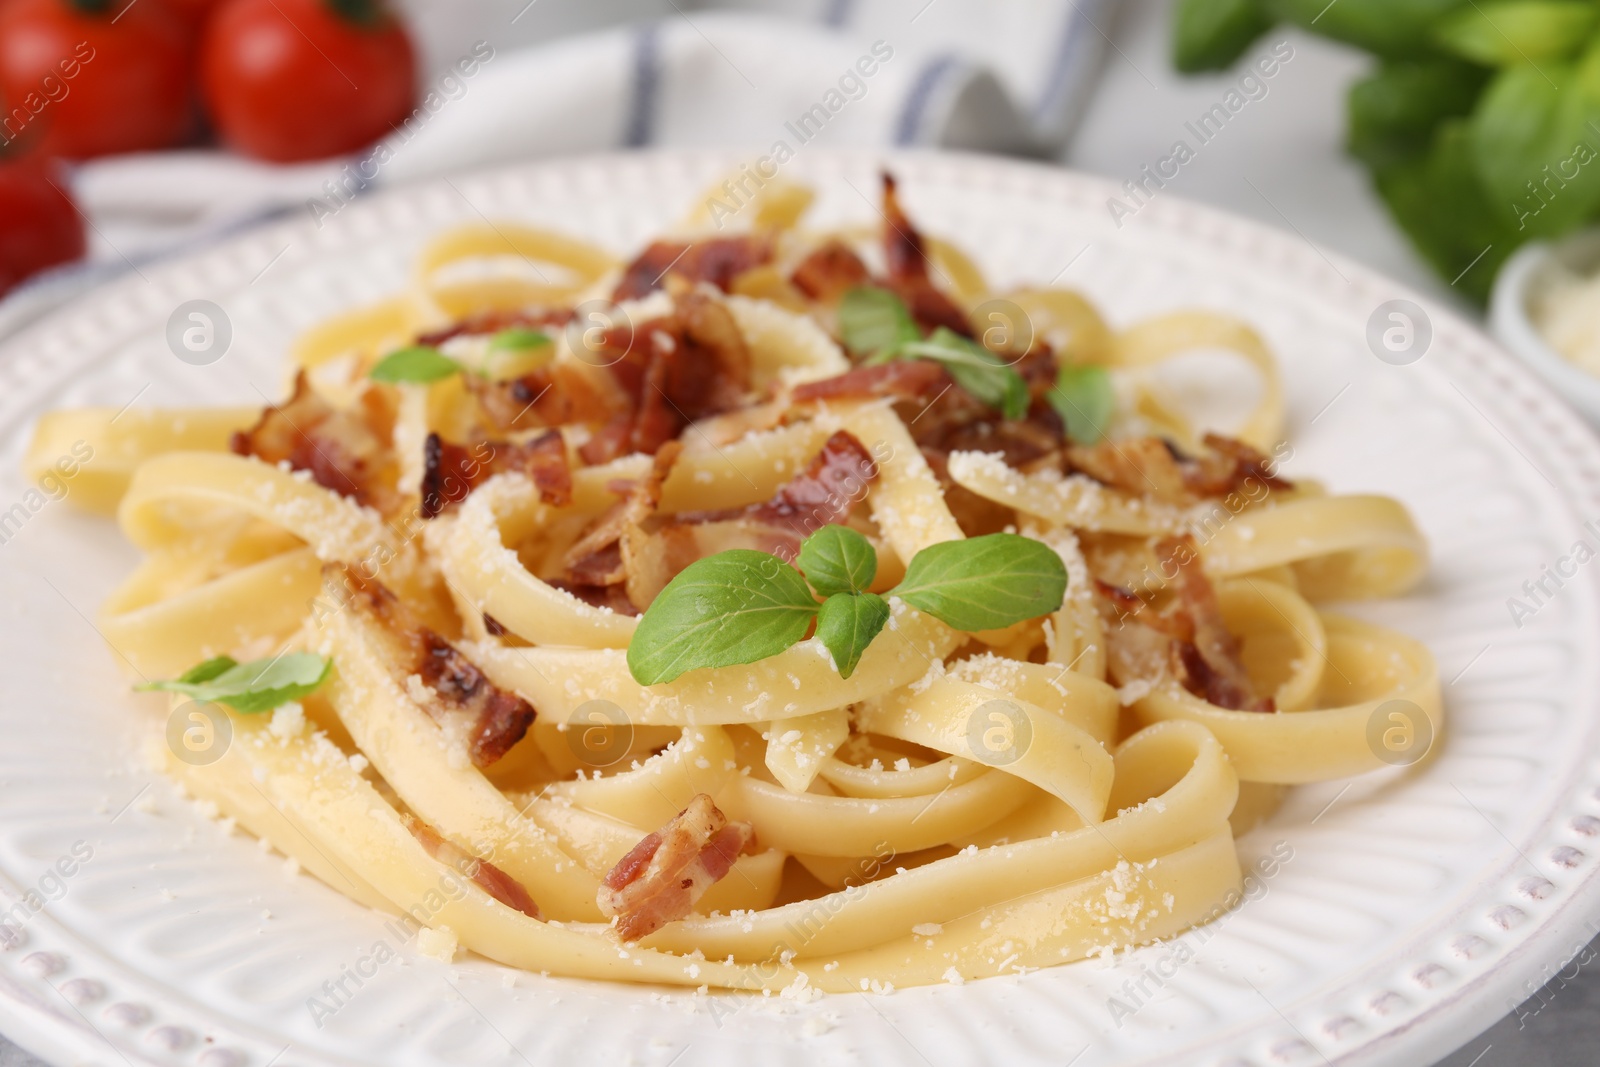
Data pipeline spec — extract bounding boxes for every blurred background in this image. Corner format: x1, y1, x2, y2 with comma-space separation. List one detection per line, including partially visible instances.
1, 0, 1598, 1063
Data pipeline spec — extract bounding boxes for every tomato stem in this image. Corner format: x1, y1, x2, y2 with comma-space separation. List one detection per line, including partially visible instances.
324, 0, 387, 27
67, 0, 118, 14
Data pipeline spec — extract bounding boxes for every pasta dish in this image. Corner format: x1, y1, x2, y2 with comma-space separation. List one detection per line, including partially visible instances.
24, 171, 1439, 993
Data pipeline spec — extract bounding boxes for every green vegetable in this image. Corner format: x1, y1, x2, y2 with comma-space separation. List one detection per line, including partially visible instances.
1267, 0, 1467, 58
1434, 1, 1597, 66
797, 525, 878, 597
625, 550, 821, 685
369, 345, 460, 383
625, 528, 1068, 684
815, 592, 890, 679
487, 327, 553, 353
1173, 0, 1276, 72
838, 285, 919, 359
138, 653, 333, 714
902, 327, 1031, 421
891, 533, 1068, 633
1374, 120, 1516, 303
1471, 45, 1600, 239
1170, 0, 1600, 304
1347, 60, 1489, 170
1049, 364, 1115, 445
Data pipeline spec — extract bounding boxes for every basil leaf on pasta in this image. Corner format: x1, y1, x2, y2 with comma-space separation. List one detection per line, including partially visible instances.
627, 550, 820, 685
1050, 363, 1115, 445
139, 653, 333, 714
890, 533, 1067, 632
815, 592, 890, 679
488, 327, 553, 353
838, 285, 919, 359
798, 525, 878, 597
903, 328, 1030, 420
370, 345, 461, 383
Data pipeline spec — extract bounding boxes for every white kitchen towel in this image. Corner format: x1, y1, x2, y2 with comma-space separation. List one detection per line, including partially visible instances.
1, 0, 1116, 337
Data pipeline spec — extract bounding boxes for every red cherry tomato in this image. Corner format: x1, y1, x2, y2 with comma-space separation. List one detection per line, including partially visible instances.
159, 0, 225, 22
200, 0, 416, 163
0, 0, 194, 159
0, 154, 86, 296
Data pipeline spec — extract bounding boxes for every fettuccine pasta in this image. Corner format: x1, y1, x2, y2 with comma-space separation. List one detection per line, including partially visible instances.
25, 170, 1438, 994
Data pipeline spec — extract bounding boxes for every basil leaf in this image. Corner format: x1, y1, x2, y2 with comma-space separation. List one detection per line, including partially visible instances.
838, 285, 920, 359
1268, 0, 1466, 58
1375, 119, 1517, 304
487, 327, 553, 353
139, 653, 333, 714
1347, 59, 1489, 171
177, 655, 239, 685
902, 327, 1030, 420
370, 346, 460, 383
1434, 1, 1596, 66
1471, 45, 1600, 239
815, 592, 890, 679
1049, 364, 1115, 445
890, 533, 1067, 632
627, 550, 820, 685
798, 525, 878, 597
1173, 0, 1275, 72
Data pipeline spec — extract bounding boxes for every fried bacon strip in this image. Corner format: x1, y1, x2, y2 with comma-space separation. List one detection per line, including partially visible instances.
612, 235, 772, 301
404, 816, 541, 919
679, 430, 877, 538
1093, 537, 1272, 712
580, 291, 753, 464
415, 307, 572, 349
880, 173, 971, 337
791, 359, 949, 404
1067, 434, 1291, 506
465, 363, 619, 435
232, 371, 399, 512
1159, 534, 1271, 712
789, 239, 871, 302
341, 567, 536, 766
420, 429, 572, 519
598, 794, 753, 941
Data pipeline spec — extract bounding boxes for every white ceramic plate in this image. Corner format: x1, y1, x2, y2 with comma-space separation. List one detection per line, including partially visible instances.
0, 150, 1597, 1067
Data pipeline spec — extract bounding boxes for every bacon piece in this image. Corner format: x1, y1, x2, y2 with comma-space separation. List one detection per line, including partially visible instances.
790, 239, 871, 302
415, 307, 573, 349
1067, 435, 1292, 506
232, 371, 399, 512
879, 172, 971, 337
340, 567, 537, 765
1158, 534, 1272, 712
676, 430, 878, 541
466, 362, 619, 434
546, 578, 641, 616
1183, 433, 1294, 498
1067, 437, 1193, 504
598, 794, 753, 941
792, 359, 949, 404
580, 292, 753, 463
562, 441, 682, 586
420, 430, 572, 518
405, 817, 541, 919
612, 236, 772, 301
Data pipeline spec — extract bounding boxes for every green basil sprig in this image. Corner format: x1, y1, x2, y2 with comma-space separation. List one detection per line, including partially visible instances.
1050, 363, 1115, 445
486, 327, 552, 353
626, 526, 1067, 685
837, 285, 1030, 420
138, 653, 333, 714
369, 345, 461, 383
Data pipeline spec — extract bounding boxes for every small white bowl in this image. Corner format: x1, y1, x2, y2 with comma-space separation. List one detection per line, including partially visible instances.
1489, 228, 1600, 426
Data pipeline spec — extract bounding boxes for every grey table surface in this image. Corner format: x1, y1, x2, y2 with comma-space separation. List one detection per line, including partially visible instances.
1, 0, 1593, 1063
